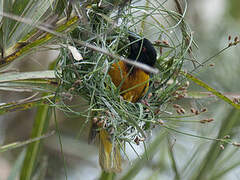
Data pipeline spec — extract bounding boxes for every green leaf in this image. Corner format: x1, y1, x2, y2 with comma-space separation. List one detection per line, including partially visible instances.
54, 0, 67, 16
185, 73, 240, 109
0, 70, 55, 82
0, 81, 57, 93
6, 0, 54, 49
19, 104, 52, 180
19, 56, 57, 180
0, 71, 57, 94
0, 0, 4, 22
0, 94, 56, 115
0, 0, 12, 49
0, 16, 78, 68
99, 171, 116, 180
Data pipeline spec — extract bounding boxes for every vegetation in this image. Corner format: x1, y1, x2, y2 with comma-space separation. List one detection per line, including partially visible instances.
0, 0, 239, 180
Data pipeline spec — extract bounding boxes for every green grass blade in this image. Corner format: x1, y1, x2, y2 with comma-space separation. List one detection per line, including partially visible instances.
185, 73, 240, 109
99, 171, 116, 180
0, 70, 55, 82
0, 0, 12, 49
0, 80, 57, 92
0, 94, 55, 115
5, 0, 54, 49
54, 0, 67, 16
19, 104, 52, 180
0, 16, 78, 68
19, 59, 57, 180
0, 0, 3, 22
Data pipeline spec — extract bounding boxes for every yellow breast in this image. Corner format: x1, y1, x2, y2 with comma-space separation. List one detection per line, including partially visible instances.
108, 61, 149, 103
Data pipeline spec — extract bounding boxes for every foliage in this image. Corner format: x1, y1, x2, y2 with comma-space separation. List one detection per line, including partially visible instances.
0, 0, 239, 180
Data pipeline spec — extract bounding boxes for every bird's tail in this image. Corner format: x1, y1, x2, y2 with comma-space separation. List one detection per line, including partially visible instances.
99, 129, 122, 173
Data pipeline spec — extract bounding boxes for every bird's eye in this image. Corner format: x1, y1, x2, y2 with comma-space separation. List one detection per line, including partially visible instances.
142, 47, 146, 52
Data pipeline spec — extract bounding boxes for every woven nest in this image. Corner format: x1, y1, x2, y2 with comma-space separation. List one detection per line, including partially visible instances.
55, 0, 193, 148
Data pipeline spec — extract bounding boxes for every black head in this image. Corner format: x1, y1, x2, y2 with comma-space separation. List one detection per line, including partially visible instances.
128, 35, 157, 68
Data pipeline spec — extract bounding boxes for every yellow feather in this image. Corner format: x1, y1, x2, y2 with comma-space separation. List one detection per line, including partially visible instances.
108, 61, 149, 102
99, 60, 150, 172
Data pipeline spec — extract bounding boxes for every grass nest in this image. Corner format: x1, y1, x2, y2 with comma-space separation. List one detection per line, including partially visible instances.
55, 0, 193, 152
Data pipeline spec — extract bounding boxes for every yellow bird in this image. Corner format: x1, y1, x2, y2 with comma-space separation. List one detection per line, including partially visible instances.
99, 34, 157, 172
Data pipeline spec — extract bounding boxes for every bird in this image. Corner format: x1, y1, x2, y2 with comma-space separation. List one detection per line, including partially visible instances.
98, 33, 157, 172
